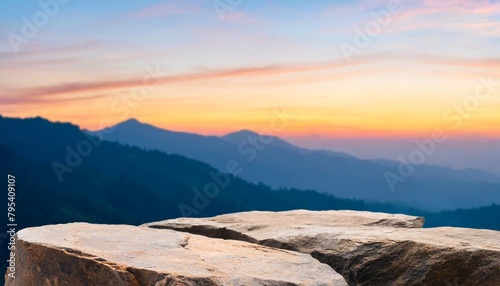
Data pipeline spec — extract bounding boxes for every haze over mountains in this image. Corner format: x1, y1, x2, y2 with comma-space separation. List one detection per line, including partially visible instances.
91, 118, 500, 211
287, 136, 500, 177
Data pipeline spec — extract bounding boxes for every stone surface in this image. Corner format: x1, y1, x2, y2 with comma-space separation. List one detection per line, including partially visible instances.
144, 209, 424, 233
6, 222, 347, 286
145, 210, 500, 286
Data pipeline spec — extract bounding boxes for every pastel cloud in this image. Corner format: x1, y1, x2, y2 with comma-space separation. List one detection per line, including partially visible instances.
3, 52, 500, 105
0, 61, 361, 104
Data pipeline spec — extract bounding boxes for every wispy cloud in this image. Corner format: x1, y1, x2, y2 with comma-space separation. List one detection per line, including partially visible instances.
419, 0, 500, 15
0, 61, 360, 104
132, 1, 201, 18
426, 56, 500, 68
3, 51, 500, 105
0, 93, 108, 105
326, 0, 500, 36
388, 0, 500, 34
360, 52, 500, 68
0, 40, 101, 58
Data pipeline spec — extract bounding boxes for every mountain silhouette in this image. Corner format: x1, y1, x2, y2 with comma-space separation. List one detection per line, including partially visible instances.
0, 115, 375, 228
91, 118, 500, 211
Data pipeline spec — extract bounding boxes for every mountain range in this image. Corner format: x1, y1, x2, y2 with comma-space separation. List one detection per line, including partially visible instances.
90, 118, 500, 211
0, 115, 497, 230
2, 115, 500, 283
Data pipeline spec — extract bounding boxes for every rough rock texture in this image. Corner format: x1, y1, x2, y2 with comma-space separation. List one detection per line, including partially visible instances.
144, 210, 500, 286
146, 209, 425, 229
6, 223, 347, 286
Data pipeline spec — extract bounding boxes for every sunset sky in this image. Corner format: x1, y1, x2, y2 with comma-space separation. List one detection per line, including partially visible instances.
1, 0, 500, 139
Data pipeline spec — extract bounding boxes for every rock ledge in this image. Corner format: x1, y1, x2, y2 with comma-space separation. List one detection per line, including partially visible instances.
145, 210, 500, 286
6, 222, 347, 286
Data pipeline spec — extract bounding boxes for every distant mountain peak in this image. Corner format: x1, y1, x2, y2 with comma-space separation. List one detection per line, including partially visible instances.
222, 129, 280, 142
121, 118, 142, 125
224, 129, 260, 137
111, 118, 151, 130
221, 129, 302, 150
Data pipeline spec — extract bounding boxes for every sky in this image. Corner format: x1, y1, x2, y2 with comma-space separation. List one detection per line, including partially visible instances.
1, 0, 500, 172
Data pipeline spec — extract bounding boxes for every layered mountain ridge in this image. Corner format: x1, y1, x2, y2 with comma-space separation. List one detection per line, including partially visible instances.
90, 118, 500, 211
